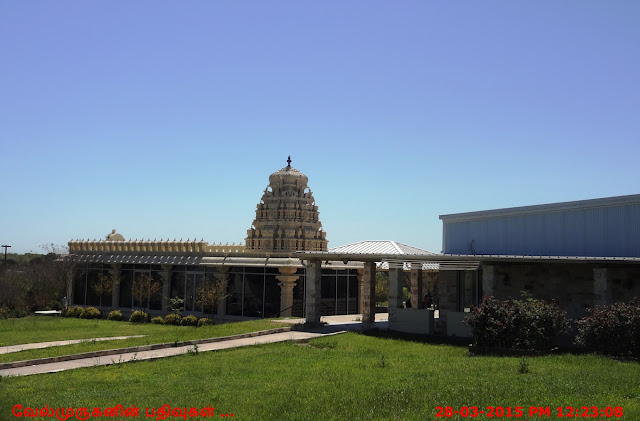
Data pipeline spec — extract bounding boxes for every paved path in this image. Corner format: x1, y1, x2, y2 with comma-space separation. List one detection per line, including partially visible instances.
0, 336, 146, 354
0, 331, 328, 377
273, 313, 389, 326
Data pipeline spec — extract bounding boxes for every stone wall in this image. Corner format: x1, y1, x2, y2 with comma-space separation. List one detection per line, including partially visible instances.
485, 262, 640, 319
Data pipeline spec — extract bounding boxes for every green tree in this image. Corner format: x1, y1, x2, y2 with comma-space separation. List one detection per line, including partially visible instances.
92, 273, 116, 308
196, 275, 229, 314
132, 273, 161, 313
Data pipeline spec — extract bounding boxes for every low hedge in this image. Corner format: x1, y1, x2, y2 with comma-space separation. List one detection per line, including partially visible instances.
64, 307, 84, 318
576, 300, 640, 358
465, 295, 569, 352
164, 313, 182, 326
197, 317, 214, 327
80, 307, 102, 319
129, 310, 149, 323
181, 315, 199, 326
107, 310, 124, 321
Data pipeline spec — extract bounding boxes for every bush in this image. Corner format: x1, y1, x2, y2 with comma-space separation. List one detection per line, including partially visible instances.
181, 315, 199, 326
129, 310, 149, 323
164, 313, 182, 326
151, 316, 165, 325
197, 317, 214, 327
64, 306, 84, 318
0, 306, 29, 319
80, 307, 102, 319
575, 300, 640, 358
465, 295, 569, 352
107, 310, 124, 321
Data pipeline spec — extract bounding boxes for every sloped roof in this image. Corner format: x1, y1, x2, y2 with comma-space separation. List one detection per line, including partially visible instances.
329, 240, 436, 256
329, 241, 439, 270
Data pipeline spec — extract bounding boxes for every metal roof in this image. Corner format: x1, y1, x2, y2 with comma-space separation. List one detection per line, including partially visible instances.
295, 251, 640, 270
440, 193, 640, 222
69, 254, 363, 269
329, 240, 436, 256
71, 254, 205, 266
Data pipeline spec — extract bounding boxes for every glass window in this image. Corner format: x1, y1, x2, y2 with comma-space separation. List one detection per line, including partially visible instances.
457, 271, 480, 312
243, 273, 264, 317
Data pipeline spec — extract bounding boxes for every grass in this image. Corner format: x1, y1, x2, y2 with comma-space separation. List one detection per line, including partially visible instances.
1, 332, 639, 420
0, 317, 283, 363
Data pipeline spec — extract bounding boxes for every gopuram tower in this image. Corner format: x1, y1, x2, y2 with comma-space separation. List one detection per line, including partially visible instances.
246, 157, 328, 252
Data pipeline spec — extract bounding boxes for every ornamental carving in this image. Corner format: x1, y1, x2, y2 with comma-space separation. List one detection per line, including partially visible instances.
245, 157, 328, 252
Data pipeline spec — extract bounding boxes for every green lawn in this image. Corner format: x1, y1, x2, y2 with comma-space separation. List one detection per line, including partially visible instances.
2, 332, 639, 420
0, 317, 283, 363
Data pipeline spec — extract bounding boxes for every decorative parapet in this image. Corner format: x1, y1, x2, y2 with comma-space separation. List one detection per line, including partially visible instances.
68, 239, 247, 255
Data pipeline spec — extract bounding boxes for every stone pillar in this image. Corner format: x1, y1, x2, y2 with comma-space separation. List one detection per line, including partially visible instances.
305, 260, 322, 324
593, 268, 609, 306
482, 264, 496, 298
361, 261, 376, 324
356, 267, 364, 314
214, 267, 230, 316
277, 266, 299, 317
410, 267, 423, 309
388, 265, 404, 323
159, 264, 173, 312
109, 263, 122, 309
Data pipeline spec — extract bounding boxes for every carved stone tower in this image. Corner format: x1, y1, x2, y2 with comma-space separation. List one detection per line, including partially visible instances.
246, 157, 328, 252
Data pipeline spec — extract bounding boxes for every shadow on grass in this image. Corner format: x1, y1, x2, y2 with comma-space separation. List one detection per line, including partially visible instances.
360, 329, 472, 348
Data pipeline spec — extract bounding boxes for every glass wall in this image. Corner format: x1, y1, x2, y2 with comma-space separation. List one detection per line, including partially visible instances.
320, 269, 359, 316
226, 267, 281, 318
73, 263, 360, 318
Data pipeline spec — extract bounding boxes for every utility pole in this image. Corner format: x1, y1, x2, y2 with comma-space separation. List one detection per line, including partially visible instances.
1, 245, 10, 268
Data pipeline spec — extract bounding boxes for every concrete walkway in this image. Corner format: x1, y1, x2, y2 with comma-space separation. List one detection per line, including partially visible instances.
0, 315, 391, 377
273, 313, 389, 326
0, 336, 146, 354
0, 331, 329, 377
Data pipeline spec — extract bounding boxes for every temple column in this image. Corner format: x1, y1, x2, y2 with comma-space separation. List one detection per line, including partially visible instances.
361, 261, 376, 324
108, 263, 122, 308
388, 265, 404, 324
410, 267, 423, 308
214, 267, 230, 316
304, 260, 322, 324
593, 268, 609, 306
160, 264, 173, 312
277, 266, 299, 317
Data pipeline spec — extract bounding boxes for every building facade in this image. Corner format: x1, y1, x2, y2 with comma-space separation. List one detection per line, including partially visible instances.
434, 195, 640, 336
68, 159, 360, 319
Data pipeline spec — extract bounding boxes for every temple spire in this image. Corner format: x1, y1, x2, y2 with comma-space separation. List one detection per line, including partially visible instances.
245, 160, 327, 252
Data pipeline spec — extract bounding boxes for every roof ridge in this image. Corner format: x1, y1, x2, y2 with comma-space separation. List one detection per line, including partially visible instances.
389, 241, 403, 254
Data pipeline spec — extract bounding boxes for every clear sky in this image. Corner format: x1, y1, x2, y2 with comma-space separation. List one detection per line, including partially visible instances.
1, 1, 639, 254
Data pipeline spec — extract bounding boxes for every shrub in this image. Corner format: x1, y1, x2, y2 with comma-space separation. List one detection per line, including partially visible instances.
575, 300, 640, 358
10, 307, 30, 318
164, 313, 182, 326
107, 310, 124, 321
167, 297, 185, 315
129, 310, 149, 323
197, 317, 214, 327
181, 315, 199, 326
80, 307, 102, 319
151, 316, 165, 325
64, 306, 84, 318
465, 295, 569, 351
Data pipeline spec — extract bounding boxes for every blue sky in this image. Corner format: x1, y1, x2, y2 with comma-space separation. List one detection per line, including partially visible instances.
1, 1, 639, 254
